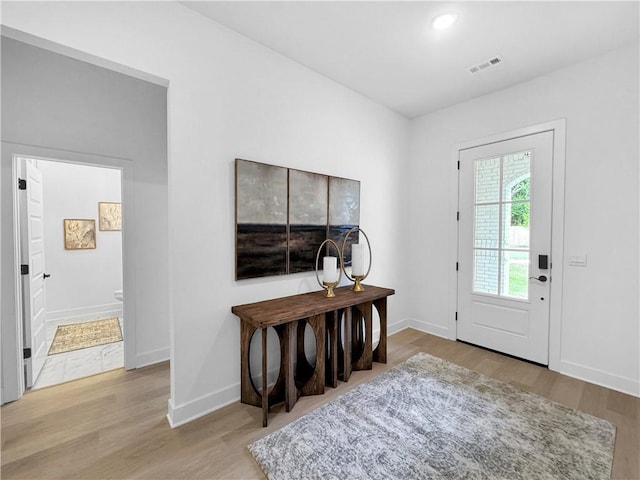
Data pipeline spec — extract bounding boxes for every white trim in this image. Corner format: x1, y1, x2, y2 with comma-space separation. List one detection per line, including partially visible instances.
167, 383, 240, 428
136, 347, 171, 369
558, 359, 640, 397
387, 318, 410, 336
1, 26, 169, 88
45, 304, 123, 323
450, 119, 567, 368
408, 318, 451, 339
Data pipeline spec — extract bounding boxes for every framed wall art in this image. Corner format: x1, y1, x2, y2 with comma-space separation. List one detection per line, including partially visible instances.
235, 158, 360, 280
98, 202, 122, 231
64, 219, 96, 250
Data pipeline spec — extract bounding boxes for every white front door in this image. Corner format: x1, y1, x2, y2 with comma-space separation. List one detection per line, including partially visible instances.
20, 160, 48, 387
457, 131, 553, 364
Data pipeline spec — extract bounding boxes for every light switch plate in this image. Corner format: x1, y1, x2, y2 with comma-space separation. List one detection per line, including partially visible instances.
568, 255, 587, 267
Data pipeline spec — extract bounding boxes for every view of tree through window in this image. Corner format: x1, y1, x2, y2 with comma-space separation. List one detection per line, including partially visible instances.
511, 178, 530, 227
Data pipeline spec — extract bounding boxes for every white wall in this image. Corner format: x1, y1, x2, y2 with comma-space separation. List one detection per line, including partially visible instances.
407, 42, 639, 396
39, 160, 122, 321
0, 2, 411, 423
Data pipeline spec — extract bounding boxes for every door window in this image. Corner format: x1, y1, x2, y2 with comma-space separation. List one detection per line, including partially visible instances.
473, 151, 531, 300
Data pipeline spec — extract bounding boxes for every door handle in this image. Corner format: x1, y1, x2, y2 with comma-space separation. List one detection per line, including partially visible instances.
529, 275, 547, 283
43, 273, 51, 280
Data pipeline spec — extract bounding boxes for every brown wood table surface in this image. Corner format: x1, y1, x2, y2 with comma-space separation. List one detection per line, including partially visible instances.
232, 285, 395, 327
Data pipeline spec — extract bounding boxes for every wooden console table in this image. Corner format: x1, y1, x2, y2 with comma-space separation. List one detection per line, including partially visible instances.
232, 285, 395, 426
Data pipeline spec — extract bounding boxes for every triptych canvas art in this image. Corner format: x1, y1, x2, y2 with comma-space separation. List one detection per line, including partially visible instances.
235, 158, 360, 280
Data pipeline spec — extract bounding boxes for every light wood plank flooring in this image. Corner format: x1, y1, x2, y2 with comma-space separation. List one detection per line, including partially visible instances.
2, 329, 638, 479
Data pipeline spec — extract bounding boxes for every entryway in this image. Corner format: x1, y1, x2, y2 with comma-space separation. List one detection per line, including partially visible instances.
14, 155, 125, 389
456, 124, 563, 365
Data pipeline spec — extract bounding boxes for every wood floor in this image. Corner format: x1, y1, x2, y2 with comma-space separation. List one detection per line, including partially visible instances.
2, 329, 638, 479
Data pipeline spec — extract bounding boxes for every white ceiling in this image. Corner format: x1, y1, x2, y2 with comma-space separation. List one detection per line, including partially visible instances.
181, 1, 640, 118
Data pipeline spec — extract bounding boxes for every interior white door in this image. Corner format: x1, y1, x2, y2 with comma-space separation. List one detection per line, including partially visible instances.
457, 131, 553, 364
21, 161, 48, 388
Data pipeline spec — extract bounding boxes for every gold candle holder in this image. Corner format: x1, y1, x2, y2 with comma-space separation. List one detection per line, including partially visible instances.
351, 275, 365, 292
322, 280, 339, 298
341, 227, 372, 292
315, 239, 343, 298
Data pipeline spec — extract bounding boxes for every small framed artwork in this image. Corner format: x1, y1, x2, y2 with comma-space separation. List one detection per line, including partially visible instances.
64, 219, 96, 250
98, 202, 122, 231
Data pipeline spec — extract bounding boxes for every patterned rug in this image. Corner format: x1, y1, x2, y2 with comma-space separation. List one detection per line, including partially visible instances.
249, 352, 616, 480
48, 317, 123, 355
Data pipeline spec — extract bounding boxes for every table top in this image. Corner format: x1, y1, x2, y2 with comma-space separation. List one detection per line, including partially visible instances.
231, 285, 395, 328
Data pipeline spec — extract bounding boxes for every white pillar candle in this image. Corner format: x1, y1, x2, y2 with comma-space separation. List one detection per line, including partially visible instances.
323, 256, 338, 283
351, 243, 365, 276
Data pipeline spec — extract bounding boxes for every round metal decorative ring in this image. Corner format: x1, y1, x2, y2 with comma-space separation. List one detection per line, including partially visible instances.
315, 238, 343, 290
341, 226, 372, 281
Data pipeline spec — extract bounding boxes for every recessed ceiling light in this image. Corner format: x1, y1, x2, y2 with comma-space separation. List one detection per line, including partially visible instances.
432, 13, 458, 31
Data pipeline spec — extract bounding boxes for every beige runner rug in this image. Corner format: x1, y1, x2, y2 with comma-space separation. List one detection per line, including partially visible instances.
48, 317, 123, 355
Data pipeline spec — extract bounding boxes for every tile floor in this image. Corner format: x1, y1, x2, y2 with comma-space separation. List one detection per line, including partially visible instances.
32, 314, 124, 390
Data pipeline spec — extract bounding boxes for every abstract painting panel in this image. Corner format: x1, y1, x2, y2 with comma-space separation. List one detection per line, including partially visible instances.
236, 159, 288, 279
289, 169, 328, 273
329, 177, 360, 265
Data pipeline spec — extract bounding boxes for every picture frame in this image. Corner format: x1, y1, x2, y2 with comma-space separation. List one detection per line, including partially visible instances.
64, 219, 96, 250
235, 158, 360, 280
98, 202, 122, 231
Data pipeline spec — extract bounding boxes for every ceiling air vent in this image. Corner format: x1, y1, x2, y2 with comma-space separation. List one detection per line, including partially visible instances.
468, 56, 503, 74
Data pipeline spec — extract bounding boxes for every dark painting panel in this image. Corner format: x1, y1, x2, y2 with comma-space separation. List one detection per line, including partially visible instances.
289, 225, 328, 274
236, 224, 287, 280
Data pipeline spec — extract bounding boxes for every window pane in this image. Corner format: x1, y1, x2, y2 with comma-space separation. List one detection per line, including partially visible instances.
474, 205, 499, 249
475, 157, 500, 203
502, 202, 529, 249
474, 249, 498, 295
500, 251, 529, 299
502, 151, 530, 201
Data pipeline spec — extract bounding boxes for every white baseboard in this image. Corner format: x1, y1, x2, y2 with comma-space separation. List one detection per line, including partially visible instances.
136, 347, 170, 368
555, 359, 639, 398
405, 317, 453, 340
387, 318, 410, 335
167, 383, 241, 428
45, 303, 123, 323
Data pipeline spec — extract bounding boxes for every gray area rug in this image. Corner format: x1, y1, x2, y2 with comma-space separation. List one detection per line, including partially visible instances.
249, 352, 616, 480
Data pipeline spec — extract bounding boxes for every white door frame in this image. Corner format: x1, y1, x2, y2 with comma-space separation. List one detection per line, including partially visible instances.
448, 119, 566, 372
2, 141, 136, 403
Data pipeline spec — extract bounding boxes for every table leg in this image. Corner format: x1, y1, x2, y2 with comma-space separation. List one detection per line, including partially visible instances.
325, 310, 338, 388
352, 301, 372, 371
261, 327, 268, 427
373, 298, 387, 364
343, 307, 352, 382
284, 321, 297, 412
240, 321, 261, 407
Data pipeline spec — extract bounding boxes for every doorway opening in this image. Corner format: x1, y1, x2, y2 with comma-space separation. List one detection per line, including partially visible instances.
14, 155, 125, 390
